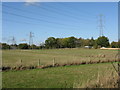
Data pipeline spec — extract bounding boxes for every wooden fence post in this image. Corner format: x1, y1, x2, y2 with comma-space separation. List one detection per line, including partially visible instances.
38, 59, 40, 67
20, 59, 22, 66
99, 56, 101, 63
53, 58, 55, 67
89, 56, 91, 63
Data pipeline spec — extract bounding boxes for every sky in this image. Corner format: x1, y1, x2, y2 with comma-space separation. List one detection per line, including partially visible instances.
2, 2, 118, 45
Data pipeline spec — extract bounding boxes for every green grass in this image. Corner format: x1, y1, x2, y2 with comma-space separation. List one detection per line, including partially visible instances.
2, 48, 118, 66
2, 49, 118, 88
2, 63, 118, 88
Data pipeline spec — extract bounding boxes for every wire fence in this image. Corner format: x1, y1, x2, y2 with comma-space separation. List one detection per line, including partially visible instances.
2, 53, 119, 67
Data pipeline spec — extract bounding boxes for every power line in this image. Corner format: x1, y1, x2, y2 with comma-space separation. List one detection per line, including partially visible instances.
3, 11, 83, 28
3, 4, 94, 24
57, 3, 96, 18
29, 3, 95, 22
2, 18, 40, 25
2, 18, 83, 31
2, 4, 59, 20
45, 3, 96, 20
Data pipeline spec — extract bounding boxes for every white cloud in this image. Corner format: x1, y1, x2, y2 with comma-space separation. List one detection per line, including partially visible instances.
24, 0, 40, 6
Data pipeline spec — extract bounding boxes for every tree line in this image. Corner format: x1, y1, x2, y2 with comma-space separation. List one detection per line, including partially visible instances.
0, 36, 120, 49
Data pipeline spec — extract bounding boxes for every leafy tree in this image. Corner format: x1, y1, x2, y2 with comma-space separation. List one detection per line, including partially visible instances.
61, 38, 69, 48
92, 40, 99, 49
61, 37, 77, 48
75, 39, 81, 48
67, 36, 77, 48
1, 43, 10, 49
110, 41, 118, 48
1, 36, 112, 49
10, 44, 18, 49
0, 43, 1, 49
30, 44, 37, 49
45, 37, 57, 49
89, 37, 95, 46
118, 40, 120, 48
96, 36, 110, 47
18, 43, 29, 49
83, 39, 90, 46
78, 37, 84, 47
39, 42, 45, 49
56, 38, 63, 48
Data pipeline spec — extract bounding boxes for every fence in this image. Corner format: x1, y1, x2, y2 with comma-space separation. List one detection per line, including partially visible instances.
2, 53, 119, 68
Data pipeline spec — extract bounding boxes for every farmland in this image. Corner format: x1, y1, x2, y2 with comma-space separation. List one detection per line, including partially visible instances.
2, 48, 119, 88
2, 63, 118, 88
2, 1, 119, 88
2, 48, 118, 67
2, 49, 118, 88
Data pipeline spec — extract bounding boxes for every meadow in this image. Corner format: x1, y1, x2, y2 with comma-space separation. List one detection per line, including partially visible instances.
2, 48, 118, 67
2, 63, 118, 88
2, 48, 119, 88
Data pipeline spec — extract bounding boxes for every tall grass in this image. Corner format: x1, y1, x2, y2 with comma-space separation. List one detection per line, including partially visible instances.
2, 49, 118, 67
73, 63, 118, 88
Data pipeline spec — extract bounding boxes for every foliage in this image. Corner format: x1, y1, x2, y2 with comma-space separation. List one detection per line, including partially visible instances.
45, 37, 57, 49
110, 41, 118, 48
29, 44, 38, 49
45, 36, 95, 49
1, 43, 10, 49
1, 36, 119, 49
96, 36, 110, 47
10, 44, 18, 49
18, 43, 29, 49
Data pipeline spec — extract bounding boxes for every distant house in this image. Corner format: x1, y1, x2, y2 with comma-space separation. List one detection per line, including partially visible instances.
84, 46, 92, 49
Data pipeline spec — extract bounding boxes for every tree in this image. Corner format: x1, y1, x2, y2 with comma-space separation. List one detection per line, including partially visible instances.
78, 37, 84, 47
61, 38, 69, 48
83, 39, 90, 46
110, 41, 118, 48
75, 39, 81, 48
0, 43, 1, 49
1, 43, 10, 49
67, 36, 77, 48
89, 37, 95, 46
61, 36, 77, 48
45, 37, 57, 49
18, 43, 29, 49
30, 44, 37, 49
96, 36, 110, 47
56, 38, 63, 48
39, 42, 45, 49
10, 44, 18, 49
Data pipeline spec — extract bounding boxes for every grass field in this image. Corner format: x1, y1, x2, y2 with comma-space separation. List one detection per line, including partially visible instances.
2, 49, 119, 88
2, 63, 118, 88
2, 48, 118, 67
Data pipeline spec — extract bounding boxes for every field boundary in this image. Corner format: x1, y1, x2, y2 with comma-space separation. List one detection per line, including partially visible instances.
1, 59, 119, 71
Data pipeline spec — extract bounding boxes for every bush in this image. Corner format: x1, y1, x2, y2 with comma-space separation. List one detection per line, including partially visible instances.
18, 43, 29, 49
